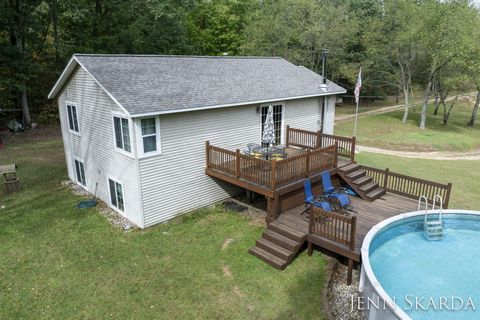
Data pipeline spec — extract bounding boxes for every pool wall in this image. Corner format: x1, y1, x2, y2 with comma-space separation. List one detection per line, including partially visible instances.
359, 209, 480, 320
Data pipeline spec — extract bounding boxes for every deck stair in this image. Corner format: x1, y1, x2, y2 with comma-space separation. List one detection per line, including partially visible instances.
336, 160, 386, 201
248, 216, 308, 270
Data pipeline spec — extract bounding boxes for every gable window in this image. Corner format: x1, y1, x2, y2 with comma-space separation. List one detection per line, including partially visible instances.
67, 104, 79, 133
108, 178, 125, 212
141, 118, 157, 153
74, 159, 86, 186
261, 104, 283, 145
113, 116, 131, 152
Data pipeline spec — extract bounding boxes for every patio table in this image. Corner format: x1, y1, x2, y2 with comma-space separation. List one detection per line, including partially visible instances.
252, 146, 286, 160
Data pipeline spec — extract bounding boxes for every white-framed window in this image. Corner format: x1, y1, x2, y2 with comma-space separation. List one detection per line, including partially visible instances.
66, 103, 80, 134
135, 116, 161, 157
108, 178, 125, 212
73, 158, 86, 186
261, 104, 284, 145
113, 116, 131, 153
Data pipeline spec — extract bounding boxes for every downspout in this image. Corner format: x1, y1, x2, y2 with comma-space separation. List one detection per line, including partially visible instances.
320, 49, 329, 133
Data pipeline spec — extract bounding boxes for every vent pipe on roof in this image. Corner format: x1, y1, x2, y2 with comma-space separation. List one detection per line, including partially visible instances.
320, 48, 329, 134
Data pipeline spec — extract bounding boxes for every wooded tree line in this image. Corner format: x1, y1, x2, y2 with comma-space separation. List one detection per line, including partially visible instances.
1, 0, 479, 129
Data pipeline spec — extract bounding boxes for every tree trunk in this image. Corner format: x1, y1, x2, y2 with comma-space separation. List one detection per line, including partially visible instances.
443, 96, 457, 126
21, 88, 31, 127
49, 0, 60, 67
433, 88, 440, 115
410, 85, 416, 112
468, 90, 480, 127
402, 87, 409, 123
419, 78, 433, 129
12, 13, 32, 128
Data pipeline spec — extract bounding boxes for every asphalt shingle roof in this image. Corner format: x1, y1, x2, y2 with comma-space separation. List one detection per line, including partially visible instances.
73, 54, 346, 116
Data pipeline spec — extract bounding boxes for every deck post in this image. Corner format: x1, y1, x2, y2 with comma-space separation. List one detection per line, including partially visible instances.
307, 206, 314, 256
286, 125, 290, 147
347, 215, 357, 285
271, 160, 277, 190
384, 168, 390, 189
351, 136, 356, 161
316, 131, 322, 149
347, 259, 354, 285
235, 149, 240, 178
445, 183, 453, 209
266, 193, 280, 223
349, 215, 357, 251
333, 143, 338, 168
305, 150, 311, 178
205, 141, 210, 168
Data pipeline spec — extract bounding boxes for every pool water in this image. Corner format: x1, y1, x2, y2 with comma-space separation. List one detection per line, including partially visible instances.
369, 214, 480, 319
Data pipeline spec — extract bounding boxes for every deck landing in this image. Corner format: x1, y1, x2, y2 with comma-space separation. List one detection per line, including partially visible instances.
249, 193, 418, 270
284, 193, 418, 253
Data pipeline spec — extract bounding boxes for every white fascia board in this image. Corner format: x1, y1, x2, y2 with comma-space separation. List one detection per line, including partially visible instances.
48, 55, 131, 117
130, 90, 347, 118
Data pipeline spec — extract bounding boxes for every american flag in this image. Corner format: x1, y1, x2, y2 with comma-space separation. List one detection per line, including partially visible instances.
354, 68, 362, 104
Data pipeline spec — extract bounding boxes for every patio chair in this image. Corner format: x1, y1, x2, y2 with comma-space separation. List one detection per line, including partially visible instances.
320, 171, 352, 210
303, 179, 333, 212
247, 143, 261, 153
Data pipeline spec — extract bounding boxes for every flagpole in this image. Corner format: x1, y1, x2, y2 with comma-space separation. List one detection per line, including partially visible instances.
353, 97, 360, 137
353, 68, 362, 138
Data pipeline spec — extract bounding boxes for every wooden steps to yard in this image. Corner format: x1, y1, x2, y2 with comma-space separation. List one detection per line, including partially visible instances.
337, 160, 386, 201
248, 218, 307, 270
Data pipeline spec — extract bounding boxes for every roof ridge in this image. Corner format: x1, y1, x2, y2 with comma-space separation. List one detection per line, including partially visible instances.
73, 53, 284, 60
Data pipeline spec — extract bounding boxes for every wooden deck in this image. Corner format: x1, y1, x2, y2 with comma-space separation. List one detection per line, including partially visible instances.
280, 193, 418, 255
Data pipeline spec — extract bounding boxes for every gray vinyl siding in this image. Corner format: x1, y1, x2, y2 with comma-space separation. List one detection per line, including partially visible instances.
323, 96, 336, 135
58, 67, 143, 227
283, 96, 335, 135
139, 96, 336, 227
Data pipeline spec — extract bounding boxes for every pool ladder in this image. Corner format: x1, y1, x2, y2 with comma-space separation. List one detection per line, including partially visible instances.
419, 195, 444, 241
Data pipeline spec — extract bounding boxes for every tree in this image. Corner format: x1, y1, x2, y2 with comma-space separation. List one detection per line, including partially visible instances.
186, 0, 254, 55
363, 0, 418, 123
0, 0, 42, 127
241, 0, 359, 84
416, 1, 477, 129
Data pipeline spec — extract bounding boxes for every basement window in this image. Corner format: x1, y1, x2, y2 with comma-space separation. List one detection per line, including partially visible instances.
108, 178, 125, 212
74, 159, 86, 186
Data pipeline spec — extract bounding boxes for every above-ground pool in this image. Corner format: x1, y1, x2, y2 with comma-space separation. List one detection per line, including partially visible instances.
360, 210, 480, 320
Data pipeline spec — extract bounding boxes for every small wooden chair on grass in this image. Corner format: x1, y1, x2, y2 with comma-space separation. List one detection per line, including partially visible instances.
0, 164, 20, 193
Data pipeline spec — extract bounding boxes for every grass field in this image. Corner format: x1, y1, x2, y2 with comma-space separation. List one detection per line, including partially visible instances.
335, 96, 405, 115
335, 101, 480, 152
0, 137, 327, 319
356, 152, 480, 210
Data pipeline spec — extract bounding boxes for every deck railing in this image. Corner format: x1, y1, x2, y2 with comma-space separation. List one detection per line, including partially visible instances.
286, 126, 356, 160
206, 142, 337, 190
360, 165, 453, 208
309, 207, 357, 250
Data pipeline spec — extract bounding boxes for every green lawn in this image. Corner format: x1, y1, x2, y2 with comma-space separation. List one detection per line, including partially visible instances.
0, 138, 327, 319
356, 152, 480, 210
335, 102, 480, 152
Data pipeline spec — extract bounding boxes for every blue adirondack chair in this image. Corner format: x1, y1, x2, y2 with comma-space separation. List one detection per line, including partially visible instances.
321, 171, 351, 209
303, 179, 333, 212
